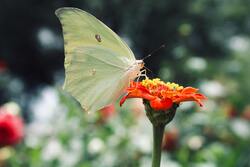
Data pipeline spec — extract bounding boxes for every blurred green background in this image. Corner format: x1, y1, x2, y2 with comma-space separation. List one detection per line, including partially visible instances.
0, 0, 250, 167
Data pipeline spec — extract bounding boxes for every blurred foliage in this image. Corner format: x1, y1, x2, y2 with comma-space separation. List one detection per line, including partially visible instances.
2, 91, 250, 167
0, 0, 250, 167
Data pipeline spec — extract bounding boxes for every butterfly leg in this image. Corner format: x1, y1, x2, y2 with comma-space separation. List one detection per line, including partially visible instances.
135, 69, 148, 82
138, 69, 148, 79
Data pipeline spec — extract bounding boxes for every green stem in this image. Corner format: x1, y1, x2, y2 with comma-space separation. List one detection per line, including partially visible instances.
143, 100, 178, 166
152, 124, 165, 167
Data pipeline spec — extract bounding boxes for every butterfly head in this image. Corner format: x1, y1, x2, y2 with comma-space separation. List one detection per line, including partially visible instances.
136, 60, 144, 69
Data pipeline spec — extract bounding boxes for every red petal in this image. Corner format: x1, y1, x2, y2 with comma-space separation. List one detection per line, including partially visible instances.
150, 98, 173, 111
120, 89, 155, 106
181, 87, 198, 94
173, 93, 207, 107
120, 94, 129, 106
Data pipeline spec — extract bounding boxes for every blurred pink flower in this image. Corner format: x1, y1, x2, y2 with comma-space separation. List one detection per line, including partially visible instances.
0, 112, 24, 146
99, 104, 116, 122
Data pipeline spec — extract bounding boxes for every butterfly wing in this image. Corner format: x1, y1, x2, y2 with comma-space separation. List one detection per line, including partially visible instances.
55, 8, 138, 113
55, 7, 135, 68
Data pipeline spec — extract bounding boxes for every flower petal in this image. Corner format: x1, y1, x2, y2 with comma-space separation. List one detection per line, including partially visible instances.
150, 98, 173, 111
173, 93, 207, 107
181, 87, 198, 94
120, 89, 155, 106
120, 79, 207, 111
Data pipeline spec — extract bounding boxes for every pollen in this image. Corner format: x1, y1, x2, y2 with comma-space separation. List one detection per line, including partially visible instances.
141, 78, 183, 91
166, 82, 183, 91
142, 78, 162, 88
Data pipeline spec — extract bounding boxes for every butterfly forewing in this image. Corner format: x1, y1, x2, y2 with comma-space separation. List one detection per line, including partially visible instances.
56, 8, 137, 112
55, 8, 135, 66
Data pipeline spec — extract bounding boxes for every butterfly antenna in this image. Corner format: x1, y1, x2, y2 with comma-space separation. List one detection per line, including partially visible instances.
144, 66, 153, 74
143, 66, 159, 78
143, 43, 166, 61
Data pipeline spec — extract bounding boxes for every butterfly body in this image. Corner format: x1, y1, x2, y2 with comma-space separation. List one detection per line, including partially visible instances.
56, 7, 143, 113
126, 60, 144, 78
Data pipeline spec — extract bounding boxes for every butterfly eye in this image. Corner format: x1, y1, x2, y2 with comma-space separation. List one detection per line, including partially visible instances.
137, 60, 144, 68
95, 34, 102, 42
141, 62, 145, 68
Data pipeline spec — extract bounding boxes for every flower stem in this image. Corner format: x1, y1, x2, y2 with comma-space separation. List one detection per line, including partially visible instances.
152, 123, 165, 167
143, 100, 178, 166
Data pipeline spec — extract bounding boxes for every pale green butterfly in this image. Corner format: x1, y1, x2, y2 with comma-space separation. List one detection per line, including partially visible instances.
55, 7, 144, 113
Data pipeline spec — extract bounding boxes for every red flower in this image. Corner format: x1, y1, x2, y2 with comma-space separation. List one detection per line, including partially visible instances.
162, 128, 179, 152
120, 78, 207, 111
0, 112, 24, 146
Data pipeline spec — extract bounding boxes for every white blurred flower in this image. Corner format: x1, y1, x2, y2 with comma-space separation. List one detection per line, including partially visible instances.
26, 87, 68, 147
202, 100, 217, 112
160, 154, 181, 167
87, 138, 105, 155
37, 27, 62, 50
96, 150, 117, 167
42, 138, 63, 161
187, 135, 204, 150
178, 101, 194, 111
25, 122, 53, 147
24, 134, 40, 148
230, 119, 250, 139
186, 57, 207, 71
30, 86, 65, 123
69, 137, 83, 152
60, 151, 81, 167
58, 138, 83, 167
189, 112, 209, 126
199, 80, 226, 98
110, 118, 128, 139
107, 134, 123, 148
129, 117, 152, 154
228, 36, 250, 53
132, 134, 151, 154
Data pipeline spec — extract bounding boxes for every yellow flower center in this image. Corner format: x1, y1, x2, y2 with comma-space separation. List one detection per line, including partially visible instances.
141, 78, 184, 91
166, 82, 184, 91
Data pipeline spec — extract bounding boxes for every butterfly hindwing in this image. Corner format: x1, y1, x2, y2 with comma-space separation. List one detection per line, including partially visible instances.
64, 47, 130, 113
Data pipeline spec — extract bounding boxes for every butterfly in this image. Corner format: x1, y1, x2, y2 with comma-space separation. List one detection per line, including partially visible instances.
55, 7, 145, 113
